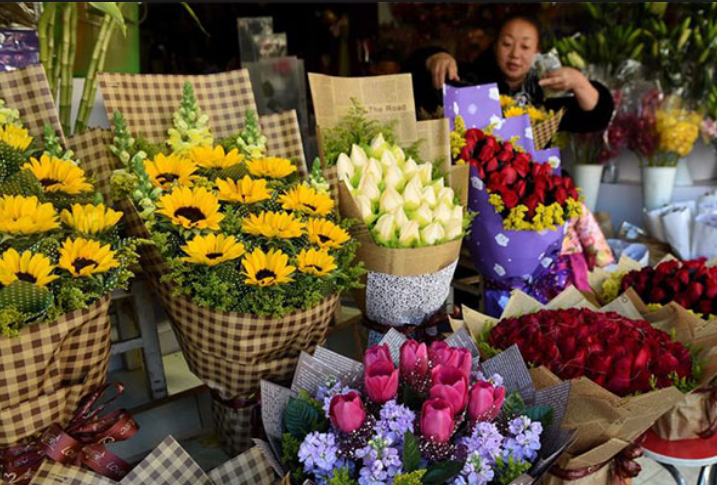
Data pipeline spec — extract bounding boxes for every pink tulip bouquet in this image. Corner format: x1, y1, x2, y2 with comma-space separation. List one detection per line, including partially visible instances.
260, 329, 573, 485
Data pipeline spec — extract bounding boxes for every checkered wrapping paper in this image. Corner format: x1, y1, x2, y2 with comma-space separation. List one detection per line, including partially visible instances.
261, 110, 307, 176
533, 108, 564, 150
210, 401, 256, 456
66, 129, 115, 202
0, 296, 111, 446
99, 70, 258, 143
208, 444, 278, 485
121, 436, 212, 485
324, 165, 340, 210
0, 65, 64, 143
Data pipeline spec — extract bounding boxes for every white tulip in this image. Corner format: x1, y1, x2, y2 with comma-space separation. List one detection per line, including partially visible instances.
379, 186, 404, 214
374, 213, 396, 244
437, 187, 455, 206
370, 133, 388, 157
432, 178, 445, 192
421, 186, 438, 208
354, 194, 376, 225
392, 206, 410, 228
380, 150, 398, 170
358, 172, 381, 203
421, 222, 445, 246
433, 203, 453, 225
384, 166, 405, 191
451, 206, 464, 221
412, 202, 433, 227
418, 163, 434, 185
336, 153, 355, 181
392, 145, 406, 164
365, 158, 383, 181
398, 220, 420, 247
403, 158, 418, 180
350, 144, 368, 168
402, 176, 423, 210
444, 217, 463, 241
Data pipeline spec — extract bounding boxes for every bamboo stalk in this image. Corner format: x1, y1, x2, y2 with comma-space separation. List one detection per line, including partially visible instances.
74, 13, 113, 133
59, 4, 76, 135
37, 4, 56, 90
47, 5, 59, 94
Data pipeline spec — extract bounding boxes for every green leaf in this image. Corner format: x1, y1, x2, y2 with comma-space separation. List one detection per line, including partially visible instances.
88, 2, 126, 35
501, 392, 526, 418
524, 405, 554, 428
421, 461, 464, 485
402, 384, 426, 412
284, 396, 320, 439
180, 2, 210, 37
402, 431, 421, 473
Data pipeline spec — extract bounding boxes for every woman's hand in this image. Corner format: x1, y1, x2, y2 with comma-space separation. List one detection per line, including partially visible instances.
426, 52, 459, 90
539, 67, 599, 111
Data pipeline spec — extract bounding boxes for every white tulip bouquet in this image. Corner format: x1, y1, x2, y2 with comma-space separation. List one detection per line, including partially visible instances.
337, 133, 469, 249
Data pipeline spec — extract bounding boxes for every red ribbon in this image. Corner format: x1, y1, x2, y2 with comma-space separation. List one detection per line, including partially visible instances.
2, 384, 138, 485
548, 444, 643, 485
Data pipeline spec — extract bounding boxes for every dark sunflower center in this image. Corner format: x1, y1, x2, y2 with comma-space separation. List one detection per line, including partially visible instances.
16, 272, 37, 283
255, 269, 277, 280
302, 203, 317, 212
72, 258, 98, 273
157, 173, 179, 184
205, 252, 224, 259
318, 234, 332, 243
39, 178, 61, 187
174, 207, 206, 222
306, 264, 323, 271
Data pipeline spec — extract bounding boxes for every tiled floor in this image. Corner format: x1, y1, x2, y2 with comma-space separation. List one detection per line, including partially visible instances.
634, 457, 703, 485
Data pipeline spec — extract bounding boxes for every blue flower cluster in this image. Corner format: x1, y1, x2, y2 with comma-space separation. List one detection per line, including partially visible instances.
316, 377, 354, 417
298, 431, 351, 485
504, 416, 543, 462
376, 400, 415, 446
355, 434, 403, 485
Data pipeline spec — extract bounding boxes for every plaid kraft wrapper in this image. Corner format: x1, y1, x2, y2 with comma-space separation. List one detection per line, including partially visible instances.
0, 66, 112, 449
27, 435, 280, 485
92, 71, 335, 454
452, 285, 717, 484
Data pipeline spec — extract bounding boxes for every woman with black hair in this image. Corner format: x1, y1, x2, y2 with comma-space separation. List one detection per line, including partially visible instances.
404, 15, 614, 133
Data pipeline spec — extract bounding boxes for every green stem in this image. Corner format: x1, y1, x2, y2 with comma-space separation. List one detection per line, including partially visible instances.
74, 13, 114, 134
59, 4, 77, 135
38, 4, 57, 92
48, 6, 59, 95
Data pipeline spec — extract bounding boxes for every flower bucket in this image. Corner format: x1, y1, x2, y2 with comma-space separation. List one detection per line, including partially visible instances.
641, 166, 676, 211
572, 163, 603, 212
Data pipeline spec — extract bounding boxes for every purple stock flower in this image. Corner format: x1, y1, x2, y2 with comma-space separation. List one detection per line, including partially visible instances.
298, 432, 349, 484
355, 433, 403, 485
316, 377, 354, 417
451, 451, 495, 485
460, 422, 504, 465
503, 416, 543, 462
376, 400, 415, 445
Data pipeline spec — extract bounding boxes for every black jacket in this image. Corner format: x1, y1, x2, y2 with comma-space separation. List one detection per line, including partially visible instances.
403, 46, 615, 133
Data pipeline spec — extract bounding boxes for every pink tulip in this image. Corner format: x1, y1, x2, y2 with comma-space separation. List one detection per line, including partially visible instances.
428, 341, 472, 377
364, 344, 393, 369
468, 380, 506, 422
364, 360, 399, 403
420, 398, 454, 443
400, 340, 429, 381
429, 365, 469, 415
329, 391, 366, 433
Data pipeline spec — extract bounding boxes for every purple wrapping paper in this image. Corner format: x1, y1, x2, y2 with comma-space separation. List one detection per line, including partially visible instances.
444, 82, 567, 316
0, 29, 39, 72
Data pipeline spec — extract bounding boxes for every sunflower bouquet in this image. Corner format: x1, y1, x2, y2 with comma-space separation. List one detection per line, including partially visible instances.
0, 90, 139, 449
107, 80, 363, 454
500, 94, 555, 125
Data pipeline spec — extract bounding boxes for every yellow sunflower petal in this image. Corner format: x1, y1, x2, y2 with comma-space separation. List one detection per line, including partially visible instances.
144, 153, 198, 190
58, 237, 119, 278
188, 145, 244, 170
241, 211, 305, 239
297, 248, 337, 277
156, 186, 224, 231
216, 176, 272, 204
242, 248, 295, 286
306, 218, 351, 249
60, 203, 123, 234
278, 184, 334, 216
0, 248, 58, 287
246, 157, 297, 179
180, 233, 246, 266
0, 125, 33, 151
23, 155, 93, 195
0, 195, 60, 235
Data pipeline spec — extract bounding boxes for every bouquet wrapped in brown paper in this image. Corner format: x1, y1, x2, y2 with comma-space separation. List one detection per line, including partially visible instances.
0, 66, 140, 449
28, 435, 280, 485
98, 70, 364, 455
451, 285, 717, 484
308, 73, 470, 335
259, 327, 575, 485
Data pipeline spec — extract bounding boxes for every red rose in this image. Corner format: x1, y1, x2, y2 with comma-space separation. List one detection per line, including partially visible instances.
501, 188, 519, 209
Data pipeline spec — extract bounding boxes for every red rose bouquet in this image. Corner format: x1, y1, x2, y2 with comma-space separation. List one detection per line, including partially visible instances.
486, 308, 696, 397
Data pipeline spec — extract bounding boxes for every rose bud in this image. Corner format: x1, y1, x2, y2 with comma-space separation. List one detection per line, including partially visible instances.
400, 340, 429, 381
468, 380, 506, 422
329, 391, 366, 433
398, 220, 421, 247
430, 365, 469, 414
350, 144, 368, 168
420, 222, 445, 246
379, 186, 404, 214
365, 360, 399, 404
336, 153, 355, 182
364, 344, 393, 369
420, 398, 455, 443
370, 133, 387, 156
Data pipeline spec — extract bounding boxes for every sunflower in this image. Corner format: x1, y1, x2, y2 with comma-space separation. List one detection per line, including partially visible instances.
242, 248, 295, 287
503, 106, 526, 119
188, 145, 244, 170
60, 203, 123, 234
23, 155, 93, 195
180, 233, 246, 266
0, 125, 32, 151
246, 157, 297, 179
499, 94, 515, 109
279, 184, 334, 216
0, 195, 59, 235
156, 186, 224, 231
526, 106, 547, 123
216, 176, 271, 204
242, 211, 305, 239
58, 237, 119, 278
0, 248, 58, 287
297, 248, 337, 277
306, 218, 351, 249
144, 153, 198, 189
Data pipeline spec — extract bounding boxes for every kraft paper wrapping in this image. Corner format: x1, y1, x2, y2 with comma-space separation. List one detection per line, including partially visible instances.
260, 328, 575, 485
451, 286, 706, 471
